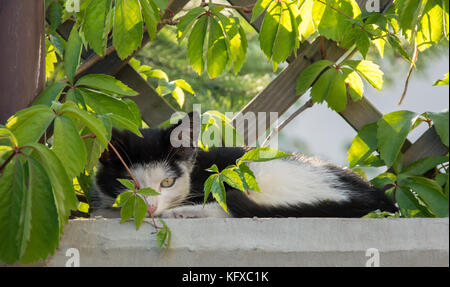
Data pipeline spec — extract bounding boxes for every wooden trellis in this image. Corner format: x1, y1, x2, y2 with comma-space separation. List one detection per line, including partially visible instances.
57, 0, 447, 168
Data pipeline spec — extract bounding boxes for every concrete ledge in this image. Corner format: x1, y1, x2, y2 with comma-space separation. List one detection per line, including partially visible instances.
41, 218, 448, 267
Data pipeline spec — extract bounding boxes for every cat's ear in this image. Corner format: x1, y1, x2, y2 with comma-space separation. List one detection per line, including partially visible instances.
99, 128, 125, 164
165, 111, 200, 161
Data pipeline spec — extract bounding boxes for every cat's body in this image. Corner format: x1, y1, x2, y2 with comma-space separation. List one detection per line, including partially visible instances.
92, 114, 397, 218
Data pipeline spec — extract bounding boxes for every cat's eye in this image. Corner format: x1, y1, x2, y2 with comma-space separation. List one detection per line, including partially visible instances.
160, 177, 176, 188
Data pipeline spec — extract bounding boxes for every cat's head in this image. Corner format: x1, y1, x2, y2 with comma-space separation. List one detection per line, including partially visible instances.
95, 112, 200, 216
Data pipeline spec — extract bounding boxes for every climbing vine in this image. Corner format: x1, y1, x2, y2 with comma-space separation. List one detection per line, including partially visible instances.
0, 0, 449, 264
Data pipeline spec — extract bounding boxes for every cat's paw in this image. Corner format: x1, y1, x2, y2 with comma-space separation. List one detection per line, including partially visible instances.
160, 206, 204, 219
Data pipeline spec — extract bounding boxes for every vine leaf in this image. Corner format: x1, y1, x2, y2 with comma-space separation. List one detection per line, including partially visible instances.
113, 0, 143, 60
376, 111, 418, 167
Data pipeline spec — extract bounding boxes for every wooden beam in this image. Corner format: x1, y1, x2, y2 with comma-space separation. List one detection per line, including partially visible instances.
0, 0, 46, 124
402, 127, 449, 167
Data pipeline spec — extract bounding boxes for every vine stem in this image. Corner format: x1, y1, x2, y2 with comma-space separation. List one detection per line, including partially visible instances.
262, 99, 314, 147
200, 1, 255, 12
398, 27, 419, 105
107, 141, 141, 190
315, 0, 353, 20
0, 150, 16, 173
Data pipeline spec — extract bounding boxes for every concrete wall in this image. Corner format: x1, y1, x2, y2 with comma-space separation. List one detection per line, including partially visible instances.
39, 218, 449, 267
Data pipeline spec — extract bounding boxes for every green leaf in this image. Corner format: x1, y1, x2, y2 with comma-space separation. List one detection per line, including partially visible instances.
206, 164, 220, 173
6, 105, 55, 146
84, 0, 111, 56
0, 156, 25, 264
153, 0, 168, 11
427, 110, 449, 146
20, 156, 59, 264
387, 34, 413, 63
271, 2, 298, 67
188, 15, 208, 75
138, 187, 160, 196
120, 195, 135, 222
221, 168, 245, 193
396, 186, 430, 217
113, 0, 143, 59
58, 102, 109, 148
343, 60, 384, 90
76, 74, 138, 96
0, 128, 18, 147
211, 175, 227, 212
342, 67, 364, 102
370, 172, 397, 190
177, 7, 206, 43
48, 1, 62, 30
259, 2, 282, 61
171, 86, 185, 108
324, 69, 347, 112
124, 99, 143, 128
396, 0, 423, 36
236, 164, 261, 193
28, 143, 78, 233
299, 0, 316, 40
400, 156, 449, 177
433, 73, 449, 86
403, 176, 449, 217
238, 147, 291, 164
117, 179, 136, 191
156, 218, 171, 253
416, 0, 444, 51
296, 60, 334, 95
207, 17, 229, 79
251, 0, 273, 22
156, 228, 168, 251
312, 0, 361, 42
139, 0, 159, 41
310, 68, 338, 104
80, 89, 142, 133
203, 174, 217, 205
33, 82, 67, 107
64, 25, 83, 84
53, 115, 87, 179
133, 195, 148, 230
174, 79, 195, 95
377, 110, 418, 167
114, 191, 134, 207
347, 123, 378, 167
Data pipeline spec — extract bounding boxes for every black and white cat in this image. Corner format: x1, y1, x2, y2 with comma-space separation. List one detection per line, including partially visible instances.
92, 113, 397, 218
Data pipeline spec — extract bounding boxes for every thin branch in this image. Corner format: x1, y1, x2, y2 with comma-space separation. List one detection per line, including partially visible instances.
200, 1, 255, 12
107, 141, 141, 190
262, 99, 314, 147
0, 151, 16, 173
398, 27, 419, 105
81, 133, 96, 140
316, 0, 353, 20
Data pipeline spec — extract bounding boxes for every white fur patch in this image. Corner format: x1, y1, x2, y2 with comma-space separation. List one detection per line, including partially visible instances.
246, 156, 349, 207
